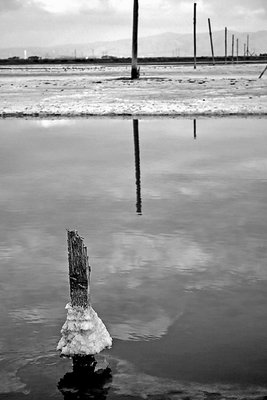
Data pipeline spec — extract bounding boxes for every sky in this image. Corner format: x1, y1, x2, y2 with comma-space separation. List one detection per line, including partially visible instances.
0, 0, 267, 48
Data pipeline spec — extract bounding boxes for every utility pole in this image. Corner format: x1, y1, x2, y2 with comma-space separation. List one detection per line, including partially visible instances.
208, 18, 215, 65
225, 27, 228, 64
131, 0, 139, 79
231, 34, 235, 63
193, 3, 197, 69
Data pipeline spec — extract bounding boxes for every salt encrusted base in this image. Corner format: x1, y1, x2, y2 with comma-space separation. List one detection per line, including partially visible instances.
57, 303, 112, 356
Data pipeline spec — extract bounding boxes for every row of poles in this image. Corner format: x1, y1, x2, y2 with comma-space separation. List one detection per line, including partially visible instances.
131, 1, 251, 78
194, 3, 251, 69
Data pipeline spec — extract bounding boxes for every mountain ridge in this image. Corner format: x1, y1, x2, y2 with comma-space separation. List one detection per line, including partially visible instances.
1, 30, 266, 59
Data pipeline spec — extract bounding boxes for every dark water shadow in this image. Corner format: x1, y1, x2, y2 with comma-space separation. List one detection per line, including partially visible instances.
58, 356, 112, 400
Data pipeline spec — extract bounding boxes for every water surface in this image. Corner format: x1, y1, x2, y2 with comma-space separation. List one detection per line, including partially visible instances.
0, 118, 267, 399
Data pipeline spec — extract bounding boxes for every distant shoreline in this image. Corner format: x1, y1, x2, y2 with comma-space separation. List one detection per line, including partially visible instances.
1, 55, 267, 66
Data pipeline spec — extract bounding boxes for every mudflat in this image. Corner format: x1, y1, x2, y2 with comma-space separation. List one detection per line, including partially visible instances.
0, 63, 267, 116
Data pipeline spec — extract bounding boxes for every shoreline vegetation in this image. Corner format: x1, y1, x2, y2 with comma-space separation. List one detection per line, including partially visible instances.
1, 55, 267, 66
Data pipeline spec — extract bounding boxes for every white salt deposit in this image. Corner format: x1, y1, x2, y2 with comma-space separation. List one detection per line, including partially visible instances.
57, 303, 112, 356
1, 64, 267, 117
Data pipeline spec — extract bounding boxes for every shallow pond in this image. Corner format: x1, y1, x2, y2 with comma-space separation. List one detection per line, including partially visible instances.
0, 118, 267, 399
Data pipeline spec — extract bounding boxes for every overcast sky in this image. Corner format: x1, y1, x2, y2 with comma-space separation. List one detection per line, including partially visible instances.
0, 0, 266, 47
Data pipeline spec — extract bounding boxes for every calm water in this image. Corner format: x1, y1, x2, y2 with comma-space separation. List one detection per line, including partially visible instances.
0, 118, 267, 399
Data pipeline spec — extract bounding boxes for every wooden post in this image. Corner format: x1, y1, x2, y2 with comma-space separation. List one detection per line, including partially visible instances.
193, 3, 197, 69
133, 119, 142, 215
247, 34, 249, 57
258, 65, 267, 79
236, 38, 239, 62
208, 18, 215, 65
231, 34, 235, 63
67, 230, 91, 308
225, 27, 228, 64
131, 0, 139, 79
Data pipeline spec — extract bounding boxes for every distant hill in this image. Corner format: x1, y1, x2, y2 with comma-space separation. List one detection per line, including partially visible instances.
1, 30, 266, 59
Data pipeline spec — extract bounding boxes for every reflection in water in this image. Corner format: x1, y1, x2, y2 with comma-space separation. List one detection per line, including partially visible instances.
58, 356, 112, 400
133, 119, 142, 215
193, 119, 197, 140
1, 118, 267, 392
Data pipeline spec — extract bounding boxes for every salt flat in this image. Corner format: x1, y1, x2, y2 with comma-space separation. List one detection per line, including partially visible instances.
0, 63, 267, 116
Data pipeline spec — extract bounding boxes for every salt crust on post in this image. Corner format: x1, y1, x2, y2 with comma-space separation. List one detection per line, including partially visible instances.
57, 303, 112, 356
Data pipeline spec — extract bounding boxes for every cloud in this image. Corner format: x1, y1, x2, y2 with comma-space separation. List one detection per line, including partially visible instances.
0, 0, 38, 13
37, 0, 111, 14
0, 0, 22, 12
0, 371, 28, 395
111, 356, 267, 399
0, 0, 132, 46
0, 0, 267, 47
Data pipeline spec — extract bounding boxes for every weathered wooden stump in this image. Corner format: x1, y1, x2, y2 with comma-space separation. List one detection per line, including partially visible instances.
68, 230, 91, 308
57, 230, 112, 358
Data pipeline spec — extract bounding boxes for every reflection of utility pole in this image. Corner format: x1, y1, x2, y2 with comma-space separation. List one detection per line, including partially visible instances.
193, 119, 197, 140
133, 120, 142, 215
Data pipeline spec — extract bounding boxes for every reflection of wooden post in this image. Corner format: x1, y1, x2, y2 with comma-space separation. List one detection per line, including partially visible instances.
231, 34, 235, 63
208, 18, 215, 65
58, 354, 112, 398
193, 3, 197, 69
131, 0, 139, 79
193, 119, 197, 140
225, 27, 227, 64
67, 230, 91, 308
133, 119, 142, 215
